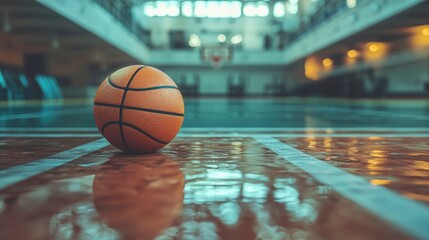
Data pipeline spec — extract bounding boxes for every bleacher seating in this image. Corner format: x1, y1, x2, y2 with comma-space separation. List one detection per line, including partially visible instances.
35, 75, 63, 99
0, 67, 63, 101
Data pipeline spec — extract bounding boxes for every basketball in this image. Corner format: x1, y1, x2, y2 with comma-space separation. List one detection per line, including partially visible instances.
93, 65, 184, 153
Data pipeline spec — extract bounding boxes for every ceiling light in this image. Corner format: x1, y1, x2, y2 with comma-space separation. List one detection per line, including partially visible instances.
189, 34, 201, 47
207, 1, 221, 18
167, 5, 180, 17
182, 1, 193, 17
243, 3, 257, 17
194, 1, 208, 18
346, 0, 357, 9
286, 0, 298, 15
144, 4, 156, 17
322, 58, 333, 67
273, 2, 286, 18
256, 3, 269, 17
218, 34, 226, 43
347, 49, 359, 58
218, 2, 230, 18
229, 2, 242, 18
368, 43, 380, 53
155, 2, 168, 17
231, 34, 242, 44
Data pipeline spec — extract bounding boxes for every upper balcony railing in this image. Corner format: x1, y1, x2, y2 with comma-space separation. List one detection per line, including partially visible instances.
92, 0, 152, 47
91, 0, 359, 51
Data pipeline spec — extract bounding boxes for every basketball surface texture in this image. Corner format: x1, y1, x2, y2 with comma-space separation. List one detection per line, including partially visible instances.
93, 65, 184, 153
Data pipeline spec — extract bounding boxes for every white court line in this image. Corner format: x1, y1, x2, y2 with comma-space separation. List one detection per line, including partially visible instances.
0, 127, 428, 133
1, 133, 429, 138
177, 133, 429, 138
254, 137, 429, 240
0, 138, 109, 191
0, 133, 101, 138
0, 127, 98, 132
180, 127, 429, 132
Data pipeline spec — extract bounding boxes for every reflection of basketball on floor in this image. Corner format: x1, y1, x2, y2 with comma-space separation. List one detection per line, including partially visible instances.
93, 65, 184, 153
93, 153, 184, 239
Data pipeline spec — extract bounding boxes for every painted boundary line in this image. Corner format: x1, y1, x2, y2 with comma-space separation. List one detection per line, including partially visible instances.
178, 133, 429, 138
180, 127, 429, 132
0, 127, 428, 133
0, 133, 101, 138
0, 127, 98, 132
1, 133, 429, 138
0, 138, 109, 191
254, 137, 429, 240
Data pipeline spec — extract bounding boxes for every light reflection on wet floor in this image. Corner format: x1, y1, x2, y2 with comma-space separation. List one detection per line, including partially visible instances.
0, 138, 413, 240
281, 137, 429, 203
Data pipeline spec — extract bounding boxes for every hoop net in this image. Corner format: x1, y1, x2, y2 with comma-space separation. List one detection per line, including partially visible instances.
210, 55, 222, 70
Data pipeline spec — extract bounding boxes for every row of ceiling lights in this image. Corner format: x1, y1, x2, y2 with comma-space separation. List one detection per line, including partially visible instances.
321, 43, 386, 68
304, 25, 429, 80
305, 41, 383, 80
142, 0, 300, 18
189, 34, 243, 47
140, 0, 360, 18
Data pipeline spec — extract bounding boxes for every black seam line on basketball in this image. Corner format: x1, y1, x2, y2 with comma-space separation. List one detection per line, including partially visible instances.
107, 75, 179, 91
101, 121, 168, 145
94, 102, 184, 117
119, 66, 145, 150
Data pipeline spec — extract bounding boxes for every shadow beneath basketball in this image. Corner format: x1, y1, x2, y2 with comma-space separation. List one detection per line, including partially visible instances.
93, 153, 184, 239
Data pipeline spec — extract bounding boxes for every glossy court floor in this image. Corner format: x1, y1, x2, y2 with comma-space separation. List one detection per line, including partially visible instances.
0, 98, 428, 240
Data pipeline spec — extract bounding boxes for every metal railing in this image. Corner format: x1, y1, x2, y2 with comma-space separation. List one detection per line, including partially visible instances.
289, 0, 350, 43
92, 0, 151, 47
91, 0, 357, 50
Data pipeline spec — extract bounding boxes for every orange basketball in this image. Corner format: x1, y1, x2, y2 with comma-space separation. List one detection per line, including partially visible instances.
93, 65, 184, 153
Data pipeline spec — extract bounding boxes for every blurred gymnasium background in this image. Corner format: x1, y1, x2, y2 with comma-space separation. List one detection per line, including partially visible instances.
0, 0, 428, 100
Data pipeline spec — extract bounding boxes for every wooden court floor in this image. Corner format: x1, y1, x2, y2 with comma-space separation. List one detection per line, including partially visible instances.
0, 99, 428, 240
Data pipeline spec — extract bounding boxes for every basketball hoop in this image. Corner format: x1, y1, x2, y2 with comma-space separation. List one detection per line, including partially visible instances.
201, 45, 233, 70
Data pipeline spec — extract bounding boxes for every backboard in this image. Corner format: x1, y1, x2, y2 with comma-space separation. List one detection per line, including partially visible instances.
201, 45, 233, 70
